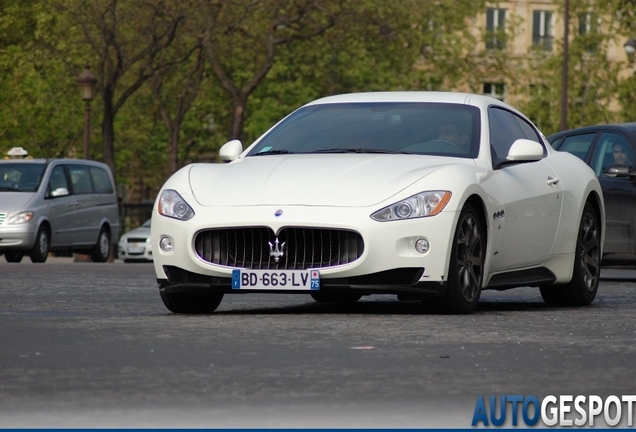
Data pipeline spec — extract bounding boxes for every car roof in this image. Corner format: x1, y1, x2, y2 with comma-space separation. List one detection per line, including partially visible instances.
306, 91, 514, 111
547, 123, 636, 141
0, 158, 110, 168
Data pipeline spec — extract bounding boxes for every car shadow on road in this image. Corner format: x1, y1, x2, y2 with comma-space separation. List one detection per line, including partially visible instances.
210, 296, 587, 316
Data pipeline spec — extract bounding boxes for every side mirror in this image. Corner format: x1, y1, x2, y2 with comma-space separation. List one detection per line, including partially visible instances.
219, 139, 243, 163
50, 187, 69, 198
506, 139, 544, 162
603, 164, 632, 178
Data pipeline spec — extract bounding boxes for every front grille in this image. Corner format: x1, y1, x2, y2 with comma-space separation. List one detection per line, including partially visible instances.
195, 227, 364, 269
0, 213, 5, 225
127, 237, 147, 243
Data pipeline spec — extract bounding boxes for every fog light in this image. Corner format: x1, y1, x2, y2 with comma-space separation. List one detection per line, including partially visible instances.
415, 238, 429, 254
159, 236, 173, 252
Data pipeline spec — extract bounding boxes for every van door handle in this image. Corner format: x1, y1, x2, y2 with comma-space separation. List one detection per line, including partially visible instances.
547, 176, 560, 186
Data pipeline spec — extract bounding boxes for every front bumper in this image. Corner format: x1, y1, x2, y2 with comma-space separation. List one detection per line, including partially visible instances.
118, 242, 153, 261
0, 224, 37, 251
157, 266, 446, 296
151, 204, 459, 291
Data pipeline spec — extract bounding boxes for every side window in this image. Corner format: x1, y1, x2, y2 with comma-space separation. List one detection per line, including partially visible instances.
488, 107, 533, 167
47, 166, 69, 198
90, 167, 114, 194
556, 133, 596, 163
591, 132, 635, 176
512, 115, 542, 143
67, 164, 93, 195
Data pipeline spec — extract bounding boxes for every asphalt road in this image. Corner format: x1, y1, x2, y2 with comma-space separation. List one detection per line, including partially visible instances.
1, 258, 635, 428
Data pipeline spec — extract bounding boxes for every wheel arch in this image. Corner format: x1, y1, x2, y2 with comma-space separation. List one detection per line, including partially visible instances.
585, 190, 604, 257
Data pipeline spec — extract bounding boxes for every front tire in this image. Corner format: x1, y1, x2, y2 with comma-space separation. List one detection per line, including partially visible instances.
540, 202, 600, 306
160, 291, 224, 314
425, 203, 485, 314
29, 226, 50, 263
5, 251, 24, 263
90, 228, 111, 262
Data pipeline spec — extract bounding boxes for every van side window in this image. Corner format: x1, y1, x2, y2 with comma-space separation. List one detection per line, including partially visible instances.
90, 167, 114, 194
67, 165, 93, 195
47, 166, 69, 198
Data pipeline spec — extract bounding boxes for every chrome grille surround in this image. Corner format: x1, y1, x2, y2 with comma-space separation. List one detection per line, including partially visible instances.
194, 227, 364, 269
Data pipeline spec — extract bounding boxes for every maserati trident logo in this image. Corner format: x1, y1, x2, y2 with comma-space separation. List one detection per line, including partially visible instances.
268, 238, 286, 262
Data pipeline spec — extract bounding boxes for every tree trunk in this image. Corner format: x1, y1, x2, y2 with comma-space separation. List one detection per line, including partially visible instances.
101, 86, 116, 176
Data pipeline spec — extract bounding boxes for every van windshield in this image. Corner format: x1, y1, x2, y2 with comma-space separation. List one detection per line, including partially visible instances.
0, 163, 46, 192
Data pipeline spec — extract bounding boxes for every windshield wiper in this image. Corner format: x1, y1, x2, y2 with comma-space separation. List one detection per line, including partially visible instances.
312, 148, 414, 154
251, 149, 293, 156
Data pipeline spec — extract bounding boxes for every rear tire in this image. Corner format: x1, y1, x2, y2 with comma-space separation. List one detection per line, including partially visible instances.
425, 203, 485, 314
29, 226, 50, 263
90, 228, 111, 262
540, 202, 600, 306
5, 251, 24, 263
160, 291, 224, 314
310, 291, 362, 303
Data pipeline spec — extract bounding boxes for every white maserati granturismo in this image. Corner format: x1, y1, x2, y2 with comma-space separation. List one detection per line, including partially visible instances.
151, 92, 604, 314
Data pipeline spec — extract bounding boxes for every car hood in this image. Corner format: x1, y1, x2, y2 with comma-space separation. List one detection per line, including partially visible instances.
189, 154, 472, 207
0, 192, 35, 215
121, 226, 151, 239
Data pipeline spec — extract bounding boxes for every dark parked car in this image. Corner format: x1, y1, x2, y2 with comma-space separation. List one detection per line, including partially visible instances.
548, 123, 636, 264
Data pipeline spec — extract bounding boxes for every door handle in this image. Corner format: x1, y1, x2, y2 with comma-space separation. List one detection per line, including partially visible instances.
547, 176, 560, 186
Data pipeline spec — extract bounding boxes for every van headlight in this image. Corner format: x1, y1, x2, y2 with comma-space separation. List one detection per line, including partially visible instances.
7, 212, 34, 225
371, 191, 451, 221
158, 190, 195, 221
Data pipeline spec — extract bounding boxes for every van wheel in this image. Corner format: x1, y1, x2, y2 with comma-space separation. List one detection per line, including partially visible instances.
29, 226, 50, 263
5, 252, 24, 263
90, 228, 111, 262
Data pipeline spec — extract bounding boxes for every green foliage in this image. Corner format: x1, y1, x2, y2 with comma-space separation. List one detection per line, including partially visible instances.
1, 0, 636, 200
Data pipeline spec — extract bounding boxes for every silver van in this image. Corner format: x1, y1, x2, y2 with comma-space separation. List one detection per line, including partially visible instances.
0, 156, 120, 263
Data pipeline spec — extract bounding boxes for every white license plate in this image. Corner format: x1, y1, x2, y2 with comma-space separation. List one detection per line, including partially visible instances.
231, 269, 320, 290
127, 246, 145, 254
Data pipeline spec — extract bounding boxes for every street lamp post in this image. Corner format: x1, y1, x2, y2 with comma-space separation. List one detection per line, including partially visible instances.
76, 65, 97, 160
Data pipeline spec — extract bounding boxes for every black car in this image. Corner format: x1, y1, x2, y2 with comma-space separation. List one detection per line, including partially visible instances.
548, 123, 636, 264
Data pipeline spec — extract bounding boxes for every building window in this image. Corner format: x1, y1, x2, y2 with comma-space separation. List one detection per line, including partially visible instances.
483, 82, 505, 101
578, 13, 600, 52
532, 10, 553, 50
486, 8, 506, 50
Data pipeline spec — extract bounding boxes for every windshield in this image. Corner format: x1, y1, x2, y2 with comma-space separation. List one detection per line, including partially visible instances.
0, 162, 46, 192
247, 102, 481, 158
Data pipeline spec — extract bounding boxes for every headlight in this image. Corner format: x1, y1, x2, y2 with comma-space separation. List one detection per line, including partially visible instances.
7, 211, 34, 225
371, 191, 451, 221
158, 189, 195, 221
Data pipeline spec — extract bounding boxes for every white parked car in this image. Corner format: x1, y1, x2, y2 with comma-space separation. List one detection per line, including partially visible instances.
118, 219, 152, 262
151, 92, 604, 314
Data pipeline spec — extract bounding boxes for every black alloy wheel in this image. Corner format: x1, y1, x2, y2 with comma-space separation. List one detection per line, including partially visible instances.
540, 202, 600, 306
425, 203, 484, 314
